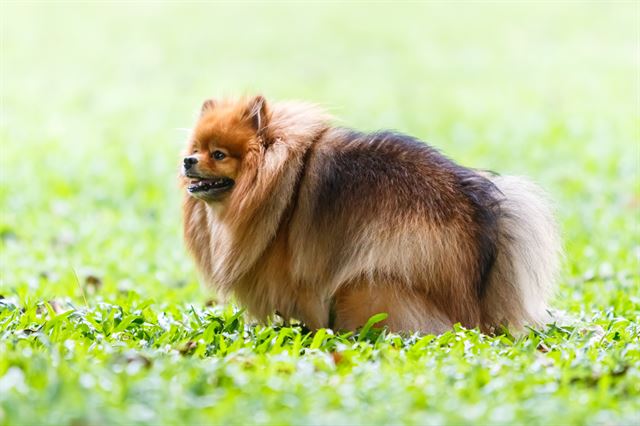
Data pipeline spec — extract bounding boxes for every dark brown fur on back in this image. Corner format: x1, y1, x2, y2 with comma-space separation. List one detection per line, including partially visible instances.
298, 129, 501, 327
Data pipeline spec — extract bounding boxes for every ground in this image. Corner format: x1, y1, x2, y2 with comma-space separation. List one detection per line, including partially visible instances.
1, 2, 638, 425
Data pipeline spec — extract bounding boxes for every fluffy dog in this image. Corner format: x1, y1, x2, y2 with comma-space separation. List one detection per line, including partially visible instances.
180, 95, 561, 333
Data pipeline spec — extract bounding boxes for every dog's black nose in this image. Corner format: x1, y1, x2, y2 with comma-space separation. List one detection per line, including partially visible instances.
183, 156, 198, 170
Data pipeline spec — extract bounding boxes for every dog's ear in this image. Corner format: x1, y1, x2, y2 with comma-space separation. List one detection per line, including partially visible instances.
243, 95, 269, 136
200, 99, 216, 115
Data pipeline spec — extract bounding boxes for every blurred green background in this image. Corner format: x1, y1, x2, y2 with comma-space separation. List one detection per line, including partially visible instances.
2, 2, 636, 303
1, 2, 638, 425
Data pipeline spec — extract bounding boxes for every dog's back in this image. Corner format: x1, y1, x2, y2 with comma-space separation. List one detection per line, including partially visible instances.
285, 128, 560, 332
289, 130, 498, 330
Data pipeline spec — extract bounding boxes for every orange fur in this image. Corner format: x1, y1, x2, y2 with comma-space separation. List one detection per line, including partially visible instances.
180, 96, 561, 334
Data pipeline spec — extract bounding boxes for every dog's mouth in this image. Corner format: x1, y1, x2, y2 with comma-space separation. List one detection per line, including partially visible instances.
187, 176, 235, 197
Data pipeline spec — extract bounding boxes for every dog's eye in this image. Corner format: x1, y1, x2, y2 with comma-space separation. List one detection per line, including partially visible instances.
212, 150, 226, 160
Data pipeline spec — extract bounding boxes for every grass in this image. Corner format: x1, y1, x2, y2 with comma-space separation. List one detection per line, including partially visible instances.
1, 2, 638, 425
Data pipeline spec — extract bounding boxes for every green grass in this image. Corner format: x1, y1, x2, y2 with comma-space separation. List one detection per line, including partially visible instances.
1, 2, 638, 425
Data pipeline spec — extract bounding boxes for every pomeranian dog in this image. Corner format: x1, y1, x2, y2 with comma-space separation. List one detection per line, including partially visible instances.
180, 95, 561, 334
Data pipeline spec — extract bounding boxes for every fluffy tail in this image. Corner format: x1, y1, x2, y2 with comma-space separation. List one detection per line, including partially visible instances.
482, 175, 562, 331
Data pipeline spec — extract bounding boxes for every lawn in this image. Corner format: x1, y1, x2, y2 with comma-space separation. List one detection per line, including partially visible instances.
1, 2, 638, 425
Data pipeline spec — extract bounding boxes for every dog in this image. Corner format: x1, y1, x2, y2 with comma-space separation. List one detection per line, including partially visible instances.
180, 95, 561, 334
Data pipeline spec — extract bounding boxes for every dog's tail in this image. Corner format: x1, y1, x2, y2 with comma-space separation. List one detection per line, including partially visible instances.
482, 175, 562, 331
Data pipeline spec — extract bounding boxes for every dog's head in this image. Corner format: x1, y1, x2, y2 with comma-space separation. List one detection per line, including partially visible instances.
181, 96, 269, 202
